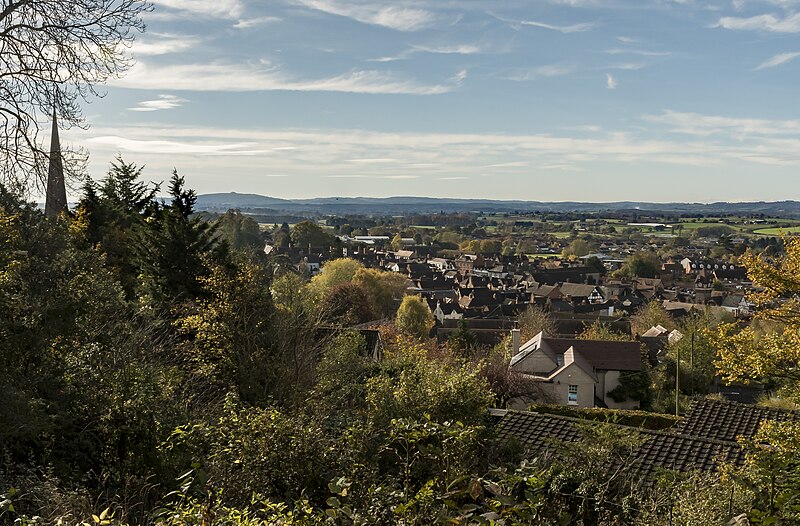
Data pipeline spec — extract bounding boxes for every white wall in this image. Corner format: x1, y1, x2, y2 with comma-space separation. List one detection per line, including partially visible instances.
512, 350, 557, 376
549, 364, 596, 408
602, 370, 640, 410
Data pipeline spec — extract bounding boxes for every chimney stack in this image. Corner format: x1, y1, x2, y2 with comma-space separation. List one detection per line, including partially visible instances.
511, 328, 521, 356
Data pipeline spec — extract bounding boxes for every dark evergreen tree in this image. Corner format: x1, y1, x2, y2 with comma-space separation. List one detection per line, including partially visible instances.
137, 171, 225, 310
76, 157, 160, 298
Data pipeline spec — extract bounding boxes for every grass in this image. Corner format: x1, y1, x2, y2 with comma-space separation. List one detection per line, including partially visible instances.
676, 221, 733, 230
753, 226, 800, 235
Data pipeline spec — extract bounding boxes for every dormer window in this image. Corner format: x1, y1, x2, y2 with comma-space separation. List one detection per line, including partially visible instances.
556, 355, 564, 367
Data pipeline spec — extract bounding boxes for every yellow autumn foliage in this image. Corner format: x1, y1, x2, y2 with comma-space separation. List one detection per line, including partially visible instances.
710, 236, 800, 383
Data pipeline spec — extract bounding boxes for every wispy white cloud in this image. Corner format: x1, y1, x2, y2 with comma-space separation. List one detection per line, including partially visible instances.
517, 19, 594, 33
644, 109, 800, 136
325, 174, 419, 179
604, 48, 671, 56
369, 43, 483, 62
489, 11, 594, 33
451, 69, 468, 85
716, 11, 800, 32
503, 64, 575, 81
369, 55, 406, 63
128, 94, 189, 112
547, 0, 603, 6
68, 119, 800, 201
755, 50, 800, 69
87, 136, 264, 155
76, 120, 783, 172
131, 33, 200, 55
609, 62, 646, 70
112, 62, 452, 95
294, 0, 438, 31
616, 36, 638, 43
540, 163, 581, 170
151, 0, 244, 18
233, 16, 282, 29
606, 73, 617, 89
563, 125, 603, 132
412, 43, 483, 55
764, 0, 800, 7
346, 158, 399, 163
485, 161, 529, 168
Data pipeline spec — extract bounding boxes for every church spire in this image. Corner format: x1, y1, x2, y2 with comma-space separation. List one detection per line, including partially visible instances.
44, 109, 67, 219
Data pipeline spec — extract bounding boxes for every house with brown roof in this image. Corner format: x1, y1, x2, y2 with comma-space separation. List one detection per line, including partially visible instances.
454, 253, 484, 274
509, 332, 644, 410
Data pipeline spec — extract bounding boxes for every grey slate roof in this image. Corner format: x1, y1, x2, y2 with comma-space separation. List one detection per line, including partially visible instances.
539, 337, 643, 371
632, 433, 744, 478
494, 409, 746, 479
495, 410, 583, 446
672, 399, 800, 442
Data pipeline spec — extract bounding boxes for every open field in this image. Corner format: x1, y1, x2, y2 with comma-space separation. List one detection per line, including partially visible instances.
473, 214, 800, 241
753, 226, 800, 235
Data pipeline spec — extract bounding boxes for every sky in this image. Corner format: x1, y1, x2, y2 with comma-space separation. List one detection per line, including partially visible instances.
57, 0, 800, 202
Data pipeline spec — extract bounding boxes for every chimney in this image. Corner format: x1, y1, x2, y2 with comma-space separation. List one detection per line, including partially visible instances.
511, 328, 521, 356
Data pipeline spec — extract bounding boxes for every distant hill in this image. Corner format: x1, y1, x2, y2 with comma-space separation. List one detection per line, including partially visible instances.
195, 193, 292, 209
194, 192, 800, 217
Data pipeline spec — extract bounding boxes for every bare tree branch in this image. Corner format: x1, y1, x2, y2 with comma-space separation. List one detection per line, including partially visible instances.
0, 0, 151, 195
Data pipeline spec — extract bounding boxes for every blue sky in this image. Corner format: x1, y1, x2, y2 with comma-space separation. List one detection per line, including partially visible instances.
62, 0, 800, 202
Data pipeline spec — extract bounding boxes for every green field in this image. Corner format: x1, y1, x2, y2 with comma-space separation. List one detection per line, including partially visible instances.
676, 221, 739, 230
753, 226, 800, 235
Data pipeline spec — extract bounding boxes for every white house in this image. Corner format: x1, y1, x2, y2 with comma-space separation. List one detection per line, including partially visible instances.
432, 301, 464, 322
509, 332, 643, 410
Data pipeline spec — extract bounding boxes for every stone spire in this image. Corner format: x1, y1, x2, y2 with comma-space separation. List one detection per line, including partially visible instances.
44, 109, 67, 219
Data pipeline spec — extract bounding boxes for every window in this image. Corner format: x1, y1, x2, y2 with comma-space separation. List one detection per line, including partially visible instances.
568, 385, 578, 405
556, 355, 564, 367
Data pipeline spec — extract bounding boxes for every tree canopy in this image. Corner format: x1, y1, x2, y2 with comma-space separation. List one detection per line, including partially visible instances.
616, 250, 662, 279
290, 220, 334, 248
711, 237, 800, 385
396, 295, 435, 340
